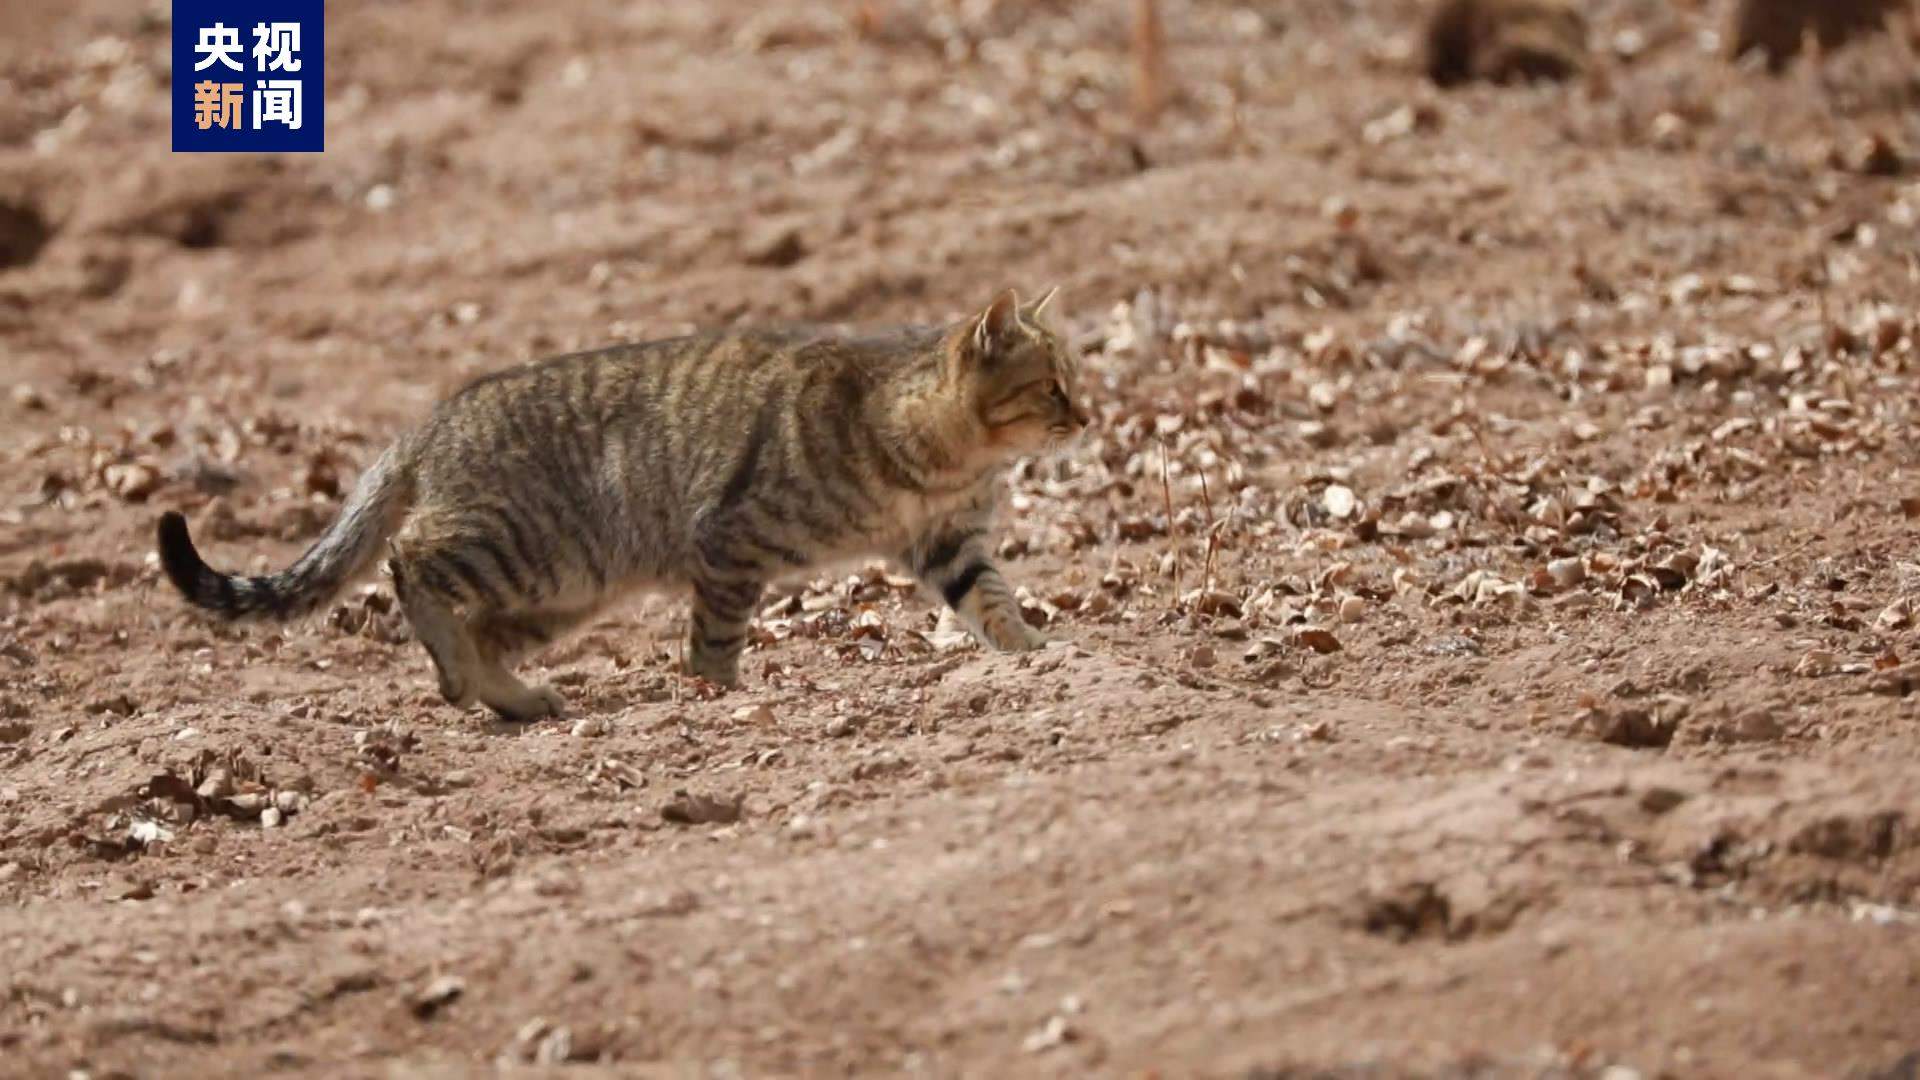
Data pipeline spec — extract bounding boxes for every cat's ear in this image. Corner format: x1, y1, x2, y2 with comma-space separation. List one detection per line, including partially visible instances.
972, 289, 1021, 357
1023, 285, 1060, 323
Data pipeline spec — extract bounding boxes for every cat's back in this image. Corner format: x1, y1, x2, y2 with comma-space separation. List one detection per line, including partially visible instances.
407, 323, 931, 503
434, 322, 920, 421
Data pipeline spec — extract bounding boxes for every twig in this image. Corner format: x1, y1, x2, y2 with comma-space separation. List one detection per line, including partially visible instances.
670, 624, 683, 705
1159, 435, 1180, 604
1132, 0, 1167, 132
1196, 458, 1219, 594
1755, 535, 1820, 569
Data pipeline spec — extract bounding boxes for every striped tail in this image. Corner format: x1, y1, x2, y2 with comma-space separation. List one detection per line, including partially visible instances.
157, 444, 413, 620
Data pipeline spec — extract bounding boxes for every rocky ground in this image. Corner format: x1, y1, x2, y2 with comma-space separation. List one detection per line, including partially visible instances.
3, 0, 1920, 1076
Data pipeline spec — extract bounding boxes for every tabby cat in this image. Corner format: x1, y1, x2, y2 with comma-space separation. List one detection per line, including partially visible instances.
157, 288, 1088, 721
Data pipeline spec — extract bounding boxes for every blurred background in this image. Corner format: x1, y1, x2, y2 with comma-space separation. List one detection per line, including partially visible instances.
3, 2, 1914, 401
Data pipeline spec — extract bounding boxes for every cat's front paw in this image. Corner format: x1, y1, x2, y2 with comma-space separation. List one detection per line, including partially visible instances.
980, 608, 1046, 652
687, 652, 743, 689
486, 684, 567, 723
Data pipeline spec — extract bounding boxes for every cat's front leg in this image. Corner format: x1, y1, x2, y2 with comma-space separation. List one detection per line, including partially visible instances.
688, 575, 765, 687
905, 525, 1045, 652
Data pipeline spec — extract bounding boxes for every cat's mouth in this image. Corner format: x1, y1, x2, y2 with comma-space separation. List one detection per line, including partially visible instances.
1048, 416, 1089, 439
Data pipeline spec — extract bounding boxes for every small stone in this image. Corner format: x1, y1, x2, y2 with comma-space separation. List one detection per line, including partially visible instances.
534, 1026, 575, 1065
1547, 557, 1586, 588
570, 717, 608, 738
1794, 650, 1840, 678
260, 806, 283, 828
732, 703, 775, 725
1649, 112, 1689, 151
102, 462, 161, 502
1852, 133, 1905, 178
1732, 710, 1783, 742
741, 221, 807, 268
410, 975, 465, 1019
274, 790, 307, 814
1323, 484, 1357, 520
1638, 786, 1688, 814
823, 716, 854, 738
87, 694, 135, 717
661, 790, 744, 826
1021, 1015, 1076, 1054
1339, 595, 1366, 624
1584, 707, 1674, 749
195, 769, 234, 799
1187, 644, 1216, 669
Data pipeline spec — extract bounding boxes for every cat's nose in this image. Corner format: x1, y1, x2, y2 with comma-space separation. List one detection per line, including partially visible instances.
1071, 404, 1092, 429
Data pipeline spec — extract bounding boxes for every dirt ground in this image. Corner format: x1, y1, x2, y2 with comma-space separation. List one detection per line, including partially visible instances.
4, 0, 1920, 1076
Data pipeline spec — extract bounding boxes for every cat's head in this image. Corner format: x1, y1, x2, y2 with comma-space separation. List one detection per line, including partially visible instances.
953, 287, 1090, 453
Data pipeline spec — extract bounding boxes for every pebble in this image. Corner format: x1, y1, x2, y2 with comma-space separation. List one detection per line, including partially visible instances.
260, 807, 283, 828
1323, 484, 1357, 519
411, 975, 465, 1019
571, 717, 608, 738
1585, 707, 1674, 749
1021, 1015, 1076, 1054
732, 704, 775, 725
196, 769, 234, 799
1547, 557, 1586, 588
1733, 710, 1783, 742
1638, 786, 1688, 814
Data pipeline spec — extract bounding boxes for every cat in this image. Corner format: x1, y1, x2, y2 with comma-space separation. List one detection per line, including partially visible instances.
1424, 0, 1586, 88
1730, 0, 1911, 72
156, 288, 1089, 721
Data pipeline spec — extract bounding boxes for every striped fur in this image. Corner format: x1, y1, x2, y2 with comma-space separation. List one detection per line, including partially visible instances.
156, 288, 1089, 721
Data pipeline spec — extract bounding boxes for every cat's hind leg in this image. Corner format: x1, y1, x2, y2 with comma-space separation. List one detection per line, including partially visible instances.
465, 607, 592, 721
389, 555, 482, 709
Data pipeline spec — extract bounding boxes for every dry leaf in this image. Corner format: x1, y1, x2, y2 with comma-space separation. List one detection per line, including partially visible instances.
1294, 627, 1342, 654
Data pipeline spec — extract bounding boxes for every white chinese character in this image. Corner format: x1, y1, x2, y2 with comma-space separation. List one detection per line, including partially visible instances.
193, 23, 244, 72
251, 22, 302, 73
253, 80, 302, 130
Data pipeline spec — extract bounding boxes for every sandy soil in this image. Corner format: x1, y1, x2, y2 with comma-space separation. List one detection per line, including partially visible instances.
4, 1, 1920, 1076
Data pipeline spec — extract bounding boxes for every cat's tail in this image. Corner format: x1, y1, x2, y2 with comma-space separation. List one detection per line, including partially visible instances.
157, 441, 415, 620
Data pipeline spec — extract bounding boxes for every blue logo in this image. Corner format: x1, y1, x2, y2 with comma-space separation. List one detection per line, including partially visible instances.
171, 1, 324, 153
